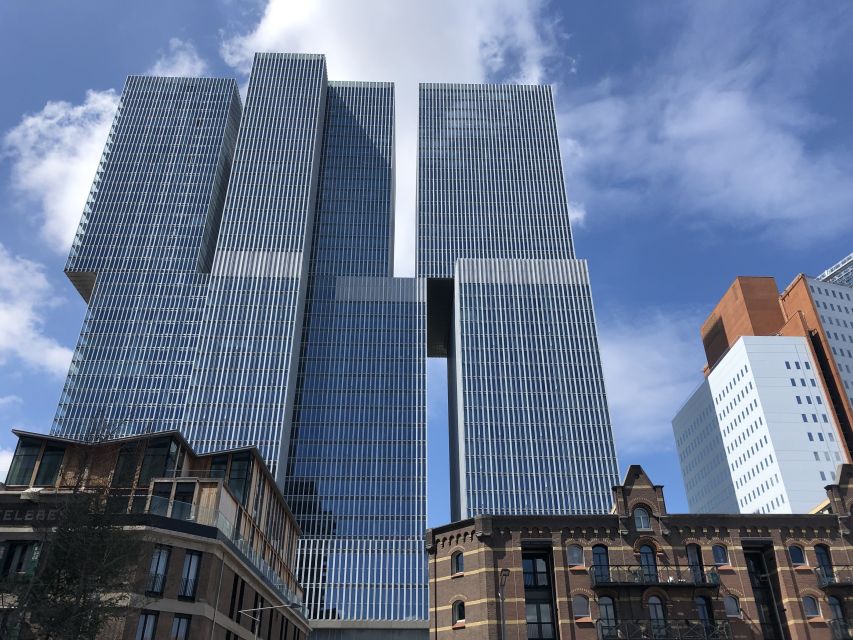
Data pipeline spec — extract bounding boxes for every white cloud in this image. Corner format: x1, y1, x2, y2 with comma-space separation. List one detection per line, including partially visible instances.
0, 244, 73, 377
0, 395, 22, 408
3, 90, 118, 254
147, 38, 208, 77
0, 449, 13, 483
220, 0, 567, 276
3, 37, 207, 254
598, 308, 706, 454
560, 2, 853, 242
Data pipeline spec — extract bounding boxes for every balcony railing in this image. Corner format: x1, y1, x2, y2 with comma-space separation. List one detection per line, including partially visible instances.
829, 619, 853, 640
597, 619, 731, 640
589, 564, 720, 588
146, 572, 166, 595
178, 576, 198, 599
816, 566, 853, 588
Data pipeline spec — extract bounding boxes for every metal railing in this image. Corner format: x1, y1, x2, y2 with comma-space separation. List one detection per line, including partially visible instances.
829, 619, 853, 640
178, 576, 197, 599
589, 564, 720, 588
816, 565, 853, 588
597, 620, 731, 640
146, 572, 166, 595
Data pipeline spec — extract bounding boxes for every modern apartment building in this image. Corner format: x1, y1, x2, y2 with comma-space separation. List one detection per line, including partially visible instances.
49, 54, 618, 635
673, 273, 853, 514
427, 465, 853, 640
417, 83, 619, 520
818, 252, 853, 287
1, 430, 309, 640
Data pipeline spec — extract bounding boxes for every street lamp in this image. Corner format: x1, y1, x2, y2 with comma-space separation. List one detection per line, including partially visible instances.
498, 568, 511, 640
238, 602, 306, 640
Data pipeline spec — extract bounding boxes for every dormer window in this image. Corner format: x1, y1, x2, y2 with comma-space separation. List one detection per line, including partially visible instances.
634, 507, 651, 530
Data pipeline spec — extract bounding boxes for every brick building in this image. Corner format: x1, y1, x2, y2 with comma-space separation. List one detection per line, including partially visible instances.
426, 465, 853, 639
0, 429, 310, 639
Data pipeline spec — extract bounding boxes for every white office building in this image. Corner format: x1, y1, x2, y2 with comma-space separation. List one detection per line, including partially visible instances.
807, 276, 853, 408
673, 336, 847, 514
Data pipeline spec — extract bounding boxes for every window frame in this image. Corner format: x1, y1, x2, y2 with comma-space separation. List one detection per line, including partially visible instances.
723, 595, 741, 618
566, 544, 584, 567
788, 545, 806, 566
451, 550, 464, 576
451, 600, 465, 626
803, 595, 820, 619
712, 544, 729, 566
572, 594, 590, 620
135, 611, 159, 640
633, 506, 652, 530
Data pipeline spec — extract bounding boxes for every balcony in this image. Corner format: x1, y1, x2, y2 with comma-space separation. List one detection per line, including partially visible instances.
829, 619, 853, 640
816, 566, 853, 589
589, 565, 720, 589
597, 620, 731, 640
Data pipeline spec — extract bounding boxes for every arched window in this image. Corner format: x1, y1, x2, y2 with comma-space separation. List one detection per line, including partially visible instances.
634, 506, 651, 530
451, 551, 464, 575
694, 596, 713, 626
788, 545, 806, 566
724, 596, 741, 618
572, 594, 590, 619
452, 600, 465, 625
567, 544, 584, 567
686, 544, 705, 582
599, 597, 618, 638
592, 545, 610, 583
828, 596, 845, 622
648, 596, 666, 637
816, 544, 834, 582
640, 544, 658, 583
803, 596, 820, 618
712, 544, 729, 566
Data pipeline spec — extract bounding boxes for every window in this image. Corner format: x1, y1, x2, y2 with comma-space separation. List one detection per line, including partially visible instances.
6, 438, 41, 485
789, 545, 806, 566
1, 541, 40, 578
592, 545, 610, 582
695, 596, 713, 626
724, 596, 741, 618
648, 596, 666, 635
523, 556, 550, 587
566, 544, 584, 566
816, 545, 834, 581
526, 602, 554, 638
170, 615, 191, 640
803, 596, 820, 618
452, 600, 465, 626
598, 596, 618, 636
112, 443, 139, 487
634, 507, 651, 530
640, 544, 658, 583
712, 544, 729, 566
228, 452, 252, 505
135, 612, 158, 640
686, 544, 705, 582
451, 551, 464, 575
34, 443, 65, 486
138, 437, 179, 487
147, 545, 170, 595
828, 596, 845, 622
179, 551, 201, 598
572, 594, 590, 619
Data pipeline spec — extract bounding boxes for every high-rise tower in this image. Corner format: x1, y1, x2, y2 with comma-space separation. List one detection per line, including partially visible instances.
417, 83, 619, 519
51, 56, 619, 637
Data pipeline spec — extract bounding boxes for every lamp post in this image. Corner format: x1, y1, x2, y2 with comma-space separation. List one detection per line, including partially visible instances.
498, 567, 511, 640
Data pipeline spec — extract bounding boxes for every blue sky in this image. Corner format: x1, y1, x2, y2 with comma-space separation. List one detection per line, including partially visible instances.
0, 1, 851, 524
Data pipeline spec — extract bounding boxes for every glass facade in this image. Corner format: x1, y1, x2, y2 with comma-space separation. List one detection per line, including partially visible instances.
282, 82, 426, 621
417, 83, 618, 519
51, 55, 618, 627
54, 75, 241, 440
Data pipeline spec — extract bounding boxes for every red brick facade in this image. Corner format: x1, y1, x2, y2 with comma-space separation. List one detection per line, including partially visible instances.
427, 465, 853, 639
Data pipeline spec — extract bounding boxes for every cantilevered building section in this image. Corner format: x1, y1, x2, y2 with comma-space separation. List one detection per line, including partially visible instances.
417, 83, 619, 519
55, 75, 242, 440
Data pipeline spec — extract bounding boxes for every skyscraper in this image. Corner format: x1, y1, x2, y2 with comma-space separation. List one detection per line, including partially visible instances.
417, 83, 619, 519
52, 55, 619, 636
